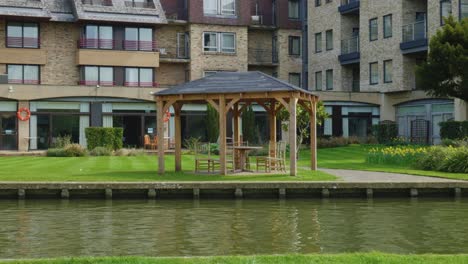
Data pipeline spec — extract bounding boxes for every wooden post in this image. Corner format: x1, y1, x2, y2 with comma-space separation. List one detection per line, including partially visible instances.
289, 98, 298, 176
269, 100, 277, 159
219, 96, 227, 175
174, 103, 182, 172
233, 103, 240, 170
156, 99, 165, 174
310, 100, 317, 171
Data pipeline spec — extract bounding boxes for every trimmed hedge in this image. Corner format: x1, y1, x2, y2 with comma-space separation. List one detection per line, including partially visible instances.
372, 122, 398, 144
85, 127, 123, 150
440, 121, 468, 140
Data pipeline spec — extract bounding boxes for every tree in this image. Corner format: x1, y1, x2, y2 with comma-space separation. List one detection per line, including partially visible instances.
278, 101, 328, 157
415, 16, 468, 101
242, 105, 257, 144
205, 104, 219, 143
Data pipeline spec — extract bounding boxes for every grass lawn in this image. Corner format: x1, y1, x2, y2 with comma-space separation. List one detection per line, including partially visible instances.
308, 145, 468, 180
3, 254, 468, 264
0, 154, 335, 182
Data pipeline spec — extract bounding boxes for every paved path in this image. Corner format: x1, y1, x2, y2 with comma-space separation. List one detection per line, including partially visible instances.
321, 168, 463, 182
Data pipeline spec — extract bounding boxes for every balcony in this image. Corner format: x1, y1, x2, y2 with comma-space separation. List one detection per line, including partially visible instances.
339, 36, 360, 65
339, 0, 360, 15
159, 47, 190, 62
124, 0, 155, 8
6, 37, 40, 48
124, 82, 159, 87
78, 38, 158, 51
400, 20, 428, 54
82, 0, 113, 6
8, 79, 40, 85
248, 49, 278, 66
79, 80, 159, 88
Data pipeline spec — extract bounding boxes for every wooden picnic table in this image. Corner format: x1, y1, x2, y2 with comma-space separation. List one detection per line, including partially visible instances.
233, 146, 263, 172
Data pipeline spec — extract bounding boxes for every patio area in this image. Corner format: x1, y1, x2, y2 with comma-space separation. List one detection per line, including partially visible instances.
154, 72, 319, 176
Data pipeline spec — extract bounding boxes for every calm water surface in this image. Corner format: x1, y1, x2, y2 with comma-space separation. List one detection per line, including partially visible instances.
1, 198, 468, 258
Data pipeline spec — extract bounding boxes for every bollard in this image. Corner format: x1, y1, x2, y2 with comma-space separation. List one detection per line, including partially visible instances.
105, 188, 112, 199
193, 188, 200, 199
235, 188, 243, 199
454, 188, 462, 198
366, 188, 373, 199
410, 188, 418, 197
18, 189, 25, 199
61, 189, 70, 199
322, 188, 330, 198
148, 189, 157, 199
278, 188, 286, 199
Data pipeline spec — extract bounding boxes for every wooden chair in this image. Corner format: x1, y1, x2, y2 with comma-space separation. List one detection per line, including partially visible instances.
256, 141, 287, 173
144, 135, 156, 150
153, 136, 159, 150
195, 143, 219, 173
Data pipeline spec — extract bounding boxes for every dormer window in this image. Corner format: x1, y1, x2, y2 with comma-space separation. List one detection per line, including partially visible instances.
204, 0, 236, 16
124, 0, 155, 9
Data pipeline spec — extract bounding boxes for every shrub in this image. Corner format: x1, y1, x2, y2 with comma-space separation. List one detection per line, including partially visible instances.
114, 148, 146, 156
414, 146, 468, 173
372, 122, 398, 144
85, 127, 123, 150
89, 147, 112, 156
317, 137, 349, 148
52, 135, 72, 148
46, 148, 67, 157
414, 146, 449, 171
367, 146, 427, 166
184, 137, 201, 154
440, 121, 468, 140
440, 147, 468, 173
63, 144, 87, 157
441, 139, 468, 147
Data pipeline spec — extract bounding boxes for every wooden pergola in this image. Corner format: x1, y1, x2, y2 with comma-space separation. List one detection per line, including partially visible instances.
153, 72, 319, 176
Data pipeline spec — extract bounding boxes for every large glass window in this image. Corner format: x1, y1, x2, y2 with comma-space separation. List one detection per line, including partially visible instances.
83, 25, 113, 49
462, 0, 468, 19
326, 69, 333, 90
125, 68, 154, 87
383, 14, 392, 38
7, 22, 39, 48
203, 32, 218, 52
221, 33, 235, 53
369, 62, 379, 85
326, 30, 333, 50
288, 0, 300, 19
441, 0, 452, 25
369, 18, 378, 41
315, 71, 322, 91
288, 73, 301, 87
124, 27, 154, 51
81, 66, 114, 86
384, 60, 393, 83
7, 65, 40, 84
203, 32, 236, 53
288, 36, 301, 55
315, 32, 322, 53
204, 0, 236, 16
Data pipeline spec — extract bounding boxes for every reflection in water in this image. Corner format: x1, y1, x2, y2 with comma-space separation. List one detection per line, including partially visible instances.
0, 198, 468, 258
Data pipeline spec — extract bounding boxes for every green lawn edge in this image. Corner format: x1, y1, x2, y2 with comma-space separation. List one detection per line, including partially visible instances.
3, 253, 468, 264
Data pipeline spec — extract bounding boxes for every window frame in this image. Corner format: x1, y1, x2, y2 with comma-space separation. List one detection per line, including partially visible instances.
325, 69, 333, 90
383, 59, 393, 83
81, 66, 115, 86
369, 62, 379, 85
124, 26, 154, 51
461, 0, 468, 20
315, 32, 322, 53
325, 29, 333, 50
315, 71, 322, 91
369, 18, 378, 41
6, 22, 40, 49
288, 36, 301, 56
383, 14, 393, 39
124, 67, 154, 87
203, 0, 237, 17
203, 32, 236, 54
440, 0, 452, 25
6, 64, 40, 84
288, 0, 300, 20
288, 72, 301, 88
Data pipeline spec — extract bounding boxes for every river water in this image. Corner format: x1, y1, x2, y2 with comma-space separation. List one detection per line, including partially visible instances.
1, 198, 467, 258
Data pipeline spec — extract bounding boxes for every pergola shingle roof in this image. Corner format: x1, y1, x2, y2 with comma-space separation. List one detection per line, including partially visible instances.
155, 71, 316, 96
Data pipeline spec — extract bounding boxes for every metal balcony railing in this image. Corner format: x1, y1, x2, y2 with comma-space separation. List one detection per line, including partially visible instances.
402, 20, 427, 43
124, 81, 159, 87
341, 36, 359, 55
159, 46, 190, 59
124, 1, 155, 8
79, 80, 115, 86
8, 79, 40, 84
123, 40, 158, 51
6, 37, 40, 48
78, 38, 158, 51
82, 0, 113, 6
78, 38, 115, 49
248, 49, 278, 64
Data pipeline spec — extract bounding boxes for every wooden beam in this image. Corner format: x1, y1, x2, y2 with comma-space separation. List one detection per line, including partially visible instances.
156, 100, 165, 175
219, 95, 227, 175
298, 100, 312, 114
207, 99, 220, 112
254, 99, 272, 113
239, 101, 252, 113
174, 102, 183, 172
225, 98, 240, 112
289, 98, 298, 176
310, 100, 317, 171
163, 99, 177, 113
275, 97, 289, 111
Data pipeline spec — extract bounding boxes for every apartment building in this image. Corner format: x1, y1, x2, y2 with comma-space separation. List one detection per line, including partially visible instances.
308, 0, 468, 143
0, 0, 303, 151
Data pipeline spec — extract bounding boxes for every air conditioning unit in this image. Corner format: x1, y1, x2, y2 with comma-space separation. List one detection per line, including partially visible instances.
159, 48, 167, 55
251, 15, 263, 25
0, 74, 7, 84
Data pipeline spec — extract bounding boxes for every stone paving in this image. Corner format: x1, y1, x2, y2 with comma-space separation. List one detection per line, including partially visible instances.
321, 168, 464, 182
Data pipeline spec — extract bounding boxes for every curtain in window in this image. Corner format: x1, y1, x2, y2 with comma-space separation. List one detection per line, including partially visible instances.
221, 33, 235, 53
99, 67, 113, 86
85, 25, 99, 48
139, 28, 153, 51
7, 65, 22, 83
99, 26, 113, 49
23, 23, 39, 48
125, 68, 139, 86
204, 0, 217, 14
24, 65, 39, 84
139, 68, 153, 87
84, 66, 98, 84
288, 0, 299, 19
125, 28, 138, 50
221, 0, 235, 15
7, 23, 22, 47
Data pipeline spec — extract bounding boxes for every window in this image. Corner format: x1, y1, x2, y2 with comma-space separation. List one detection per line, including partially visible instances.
441, 0, 452, 25
326, 69, 333, 90
124, 27, 154, 51
81, 66, 114, 86
369, 18, 378, 41
125, 68, 154, 87
383, 14, 392, 38
288, 0, 300, 19
7, 22, 39, 48
83, 25, 113, 49
203, 32, 236, 53
204, 0, 236, 16
315, 32, 322, 53
315, 0, 321, 7
315, 71, 322, 91
369, 62, 379, 85
7, 65, 40, 84
325, 30, 333, 50
288, 36, 301, 56
462, 0, 468, 19
384, 60, 393, 83
124, 0, 155, 8
289, 73, 301, 87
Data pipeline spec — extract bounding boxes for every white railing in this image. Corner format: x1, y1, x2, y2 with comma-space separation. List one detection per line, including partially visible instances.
402, 20, 427, 43
341, 36, 359, 55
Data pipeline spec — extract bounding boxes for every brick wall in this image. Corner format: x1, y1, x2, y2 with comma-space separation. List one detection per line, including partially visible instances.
188, 0, 251, 26
276, 29, 302, 85
156, 63, 188, 87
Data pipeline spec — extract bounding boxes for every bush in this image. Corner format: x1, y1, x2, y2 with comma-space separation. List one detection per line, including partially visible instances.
114, 148, 146, 156
372, 122, 398, 144
440, 147, 468, 173
89, 147, 112, 156
85, 127, 123, 150
63, 144, 87, 157
440, 121, 468, 140
46, 148, 67, 157
414, 146, 468, 173
367, 146, 428, 166
441, 139, 468, 147
52, 135, 72, 148
184, 137, 201, 154
317, 137, 349, 148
